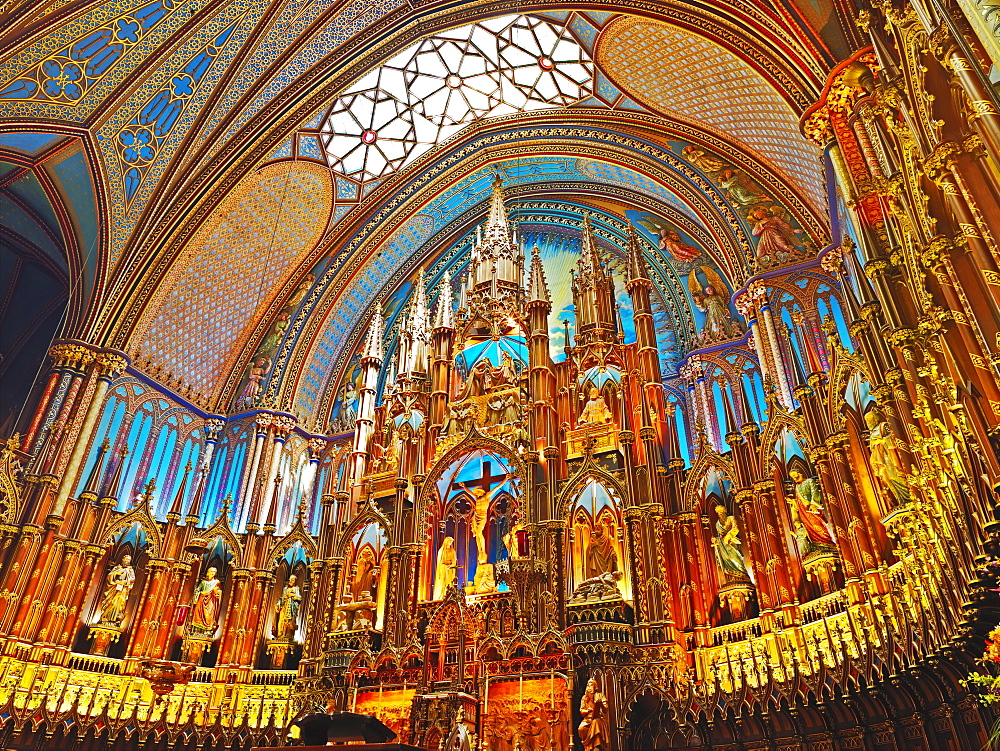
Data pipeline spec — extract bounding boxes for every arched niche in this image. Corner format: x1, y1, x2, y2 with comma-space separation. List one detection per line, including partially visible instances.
423, 448, 521, 599
341, 521, 389, 630
76, 522, 152, 657
567, 477, 630, 601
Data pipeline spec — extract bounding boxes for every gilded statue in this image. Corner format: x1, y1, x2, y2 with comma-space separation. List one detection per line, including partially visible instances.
579, 387, 612, 425
584, 522, 617, 579
577, 677, 609, 751
275, 574, 302, 640
98, 554, 136, 627
865, 409, 910, 504
188, 566, 222, 637
712, 506, 752, 583
788, 469, 837, 555
433, 536, 457, 599
466, 479, 509, 564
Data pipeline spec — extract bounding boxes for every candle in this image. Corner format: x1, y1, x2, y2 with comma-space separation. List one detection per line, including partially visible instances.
518, 674, 523, 713
483, 676, 488, 716
550, 669, 554, 709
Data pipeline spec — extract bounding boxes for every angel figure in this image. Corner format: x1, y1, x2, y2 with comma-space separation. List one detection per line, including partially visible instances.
635, 216, 700, 263
239, 357, 271, 406
749, 206, 805, 259
260, 312, 291, 351
688, 267, 737, 342
718, 169, 769, 207
286, 274, 315, 309
681, 143, 728, 174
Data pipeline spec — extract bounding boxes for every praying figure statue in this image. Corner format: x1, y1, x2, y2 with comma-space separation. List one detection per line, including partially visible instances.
433, 536, 457, 600
188, 566, 223, 637
788, 469, 837, 555
712, 506, 752, 583
578, 677, 609, 751
275, 574, 302, 640
579, 387, 612, 425
865, 409, 911, 505
98, 554, 136, 628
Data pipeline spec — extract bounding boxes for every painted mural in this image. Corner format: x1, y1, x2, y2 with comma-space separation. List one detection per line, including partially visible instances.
627, 209, 743, 349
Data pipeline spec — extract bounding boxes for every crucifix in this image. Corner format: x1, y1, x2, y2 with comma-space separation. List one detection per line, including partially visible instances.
458, 460, 512, 564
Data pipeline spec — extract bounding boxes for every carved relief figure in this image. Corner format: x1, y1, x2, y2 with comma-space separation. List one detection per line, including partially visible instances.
275, 574, 302, 639
718, 168, 768, 207
98, 554, 136, 627
681, 143, 727, 173
239, 357, 271, 406
188, 566, 223, 637
578, 676, 609, 751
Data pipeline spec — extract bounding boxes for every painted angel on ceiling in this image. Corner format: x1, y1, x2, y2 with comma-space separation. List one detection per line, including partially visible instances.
634, 215, 701, 264
688, 266, 740, 344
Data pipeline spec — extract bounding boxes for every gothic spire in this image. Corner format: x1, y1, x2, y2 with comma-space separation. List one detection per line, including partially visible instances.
527, 245, 550, 304
434, 271, 453, 329
486, 172, 508, 232
626, 224, 651, 284
363, 307, 384, 362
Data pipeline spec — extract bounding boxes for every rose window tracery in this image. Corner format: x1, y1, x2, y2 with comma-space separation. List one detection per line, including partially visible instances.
318, 15, 594, 183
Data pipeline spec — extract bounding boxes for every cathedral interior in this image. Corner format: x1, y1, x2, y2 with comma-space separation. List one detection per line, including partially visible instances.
4, 0, 1000, 748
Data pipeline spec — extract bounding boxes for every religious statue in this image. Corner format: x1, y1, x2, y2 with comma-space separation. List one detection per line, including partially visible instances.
865, 409, 911, 505
275, 574, 302, 640
579, 387, 612, 425
286, 274, 315, 309
239, 357, 271, 406
98, 554, 136, 628
458, 361, 491, 399
335, 590, 378, 631
585, 522, 618, 579
688, 267, 737, 342
465, 479, 510, 564
571, 570, 622, 602
712, 506, 752, 583
444, 402, 476, 437
499, 350, 517, 384
788, 469, 837, 554
577, 677, 609, 751
260, 311, 291, 351
433, 536, 457, 599
486, 394, 505, 426
749, 206, 805, 259
188, 566, 223, 637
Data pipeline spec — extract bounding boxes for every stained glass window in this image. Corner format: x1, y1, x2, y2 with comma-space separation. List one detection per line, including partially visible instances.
318, 15, 594, 183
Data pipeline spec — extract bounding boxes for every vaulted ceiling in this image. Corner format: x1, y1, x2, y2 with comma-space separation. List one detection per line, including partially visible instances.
0, 0, 863, 425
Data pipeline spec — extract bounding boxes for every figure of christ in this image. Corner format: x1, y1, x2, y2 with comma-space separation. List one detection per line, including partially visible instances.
462, 476, 512, 565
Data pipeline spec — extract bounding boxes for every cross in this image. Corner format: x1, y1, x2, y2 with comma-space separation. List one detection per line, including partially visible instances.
458, 460, 510, 496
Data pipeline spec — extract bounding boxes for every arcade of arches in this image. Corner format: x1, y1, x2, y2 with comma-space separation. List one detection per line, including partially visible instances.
4, 0, 1000, 748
